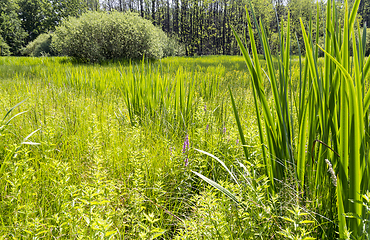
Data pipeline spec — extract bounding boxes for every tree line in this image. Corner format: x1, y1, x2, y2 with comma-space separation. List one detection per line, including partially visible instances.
1, 0, 369, 56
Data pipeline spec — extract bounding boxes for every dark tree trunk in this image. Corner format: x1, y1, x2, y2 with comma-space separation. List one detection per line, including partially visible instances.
174, 0, 179, 34
222, 0, 226, 54
140, 0, 144, 17
167, 0, 170, 32
152, 0, 156, 24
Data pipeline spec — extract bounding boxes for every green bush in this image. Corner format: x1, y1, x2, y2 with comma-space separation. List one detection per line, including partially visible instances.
161, 33, 185, 57
0, 35, 11, 56
52, 11, 167, 62
21, 33, 55, 57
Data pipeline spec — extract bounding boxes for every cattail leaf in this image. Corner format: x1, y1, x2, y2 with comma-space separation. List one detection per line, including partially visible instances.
228, 87, 249, 161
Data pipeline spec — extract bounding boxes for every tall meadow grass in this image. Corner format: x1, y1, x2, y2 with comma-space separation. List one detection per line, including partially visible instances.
0, 55, 263, 238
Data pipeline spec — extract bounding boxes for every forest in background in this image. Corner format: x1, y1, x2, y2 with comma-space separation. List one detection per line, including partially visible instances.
1, 0, 370, 56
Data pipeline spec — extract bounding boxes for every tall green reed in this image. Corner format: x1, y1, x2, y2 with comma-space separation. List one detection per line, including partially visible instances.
228, 0, 370, 237
35, 59, 221, 134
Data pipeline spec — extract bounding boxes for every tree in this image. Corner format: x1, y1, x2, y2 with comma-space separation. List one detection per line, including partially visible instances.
359, 0, 370, 27
18, 0, 98, 45
18, 0, 47, 43
7, 0, 330, 56
0, 35, 11, 56
0, 0, 27, 55
287, 0, 321, 54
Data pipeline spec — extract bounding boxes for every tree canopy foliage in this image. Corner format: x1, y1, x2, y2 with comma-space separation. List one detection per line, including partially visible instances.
0, 0, 95, 55
0, 0, 27, 55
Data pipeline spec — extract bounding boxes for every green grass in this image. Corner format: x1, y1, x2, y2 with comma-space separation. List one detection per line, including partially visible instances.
0, 55, 270, 239
2, 36, 366, 238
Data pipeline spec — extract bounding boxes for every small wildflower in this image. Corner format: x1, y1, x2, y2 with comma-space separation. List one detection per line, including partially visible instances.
182, 134, 189, 154
223, 127, 226, 134
183, 134, 190, 167
204, 104, 207, 112
236, 139, 239, 145
206, 124, 209, 131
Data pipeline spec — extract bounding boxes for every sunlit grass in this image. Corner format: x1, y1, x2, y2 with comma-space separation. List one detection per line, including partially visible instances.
3, 41, 359, 238
0, 55, 260, 238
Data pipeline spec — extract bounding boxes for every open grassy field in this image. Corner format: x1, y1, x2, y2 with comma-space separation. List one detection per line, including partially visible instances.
1, 55, 292, 239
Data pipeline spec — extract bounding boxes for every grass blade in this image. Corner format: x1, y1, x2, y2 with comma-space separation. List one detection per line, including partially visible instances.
192, 171, 240, 205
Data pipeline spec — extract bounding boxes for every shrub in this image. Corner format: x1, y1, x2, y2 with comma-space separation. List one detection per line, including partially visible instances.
21, 33, 55, 57
0, 35, 11, 56
52, 11, 167, 62
161, 33, 185, 57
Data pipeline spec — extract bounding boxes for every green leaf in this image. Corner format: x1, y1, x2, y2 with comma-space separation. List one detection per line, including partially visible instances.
281, 217, 295, 223
195, 149, 240, 186
105, 230, 116, 237
192, 171, 240, 205
229, 87, 249, 161
299, 220, 315, 224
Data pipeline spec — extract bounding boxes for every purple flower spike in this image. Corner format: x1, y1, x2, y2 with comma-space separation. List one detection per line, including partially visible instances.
223, 127, 226, 134
206, 124, 209, 131
183, 134, 189, 154
204, 104, 207, 112
183, 135, 190, 167
236, 139, 239, 145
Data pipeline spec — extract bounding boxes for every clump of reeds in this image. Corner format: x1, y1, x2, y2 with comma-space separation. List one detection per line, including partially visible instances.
231, 0, 369, 237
